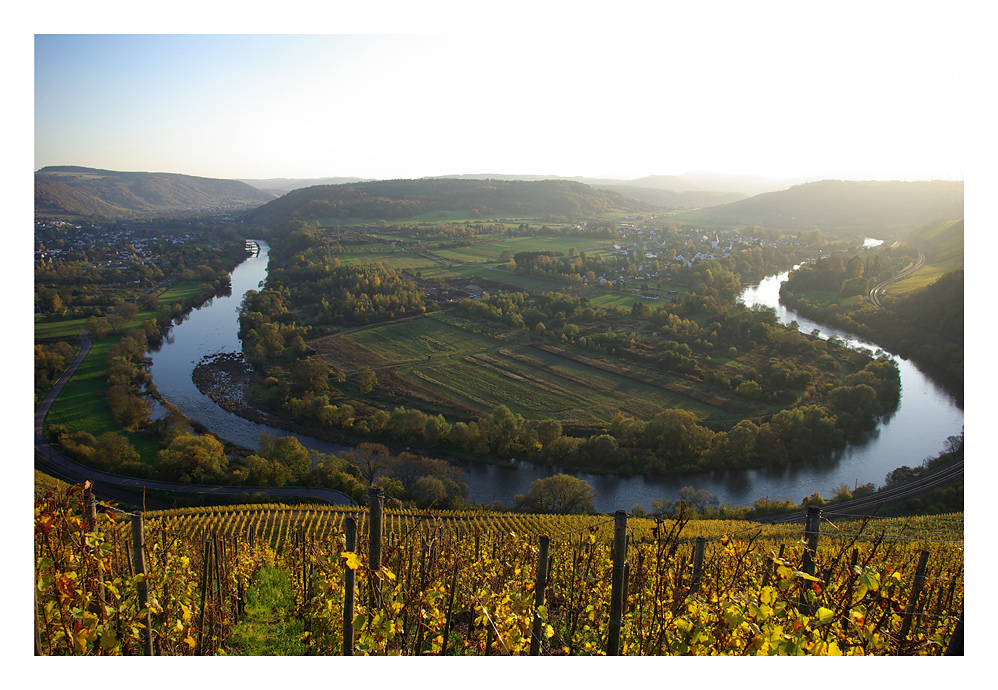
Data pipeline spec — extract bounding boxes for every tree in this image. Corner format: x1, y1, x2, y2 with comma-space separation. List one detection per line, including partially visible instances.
358, 367, 377, 394
117, 302, 139, 322
513, 474, 597, 514
157, 434, 228, 483
268, 436, 312, 479
678, 486, 719, 513
94, 432, 139, 470
291, 356, 331, 395
340, 442, 393, 484
86, 315, 110, 339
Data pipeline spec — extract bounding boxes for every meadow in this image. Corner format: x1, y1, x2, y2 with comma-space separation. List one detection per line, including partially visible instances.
39, 280, 222, 462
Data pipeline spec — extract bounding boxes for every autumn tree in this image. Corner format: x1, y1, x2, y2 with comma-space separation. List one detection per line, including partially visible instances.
157, 434, 228, 483
513, 473, 597, 514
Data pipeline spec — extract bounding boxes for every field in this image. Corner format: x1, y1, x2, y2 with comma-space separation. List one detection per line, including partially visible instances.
312, 313, 743, 427
38, 280, 215, 462
429, 236, 612, 264
34, 480, 964, 656
334, 242, 445, 272
890, 219, 964, 297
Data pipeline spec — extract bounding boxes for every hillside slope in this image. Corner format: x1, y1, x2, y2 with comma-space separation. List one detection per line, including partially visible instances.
242, 177, 658, 227
679, 179, 964, 230
35, 166, 278, 219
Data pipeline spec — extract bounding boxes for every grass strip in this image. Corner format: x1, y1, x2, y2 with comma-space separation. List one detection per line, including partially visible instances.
220, 566, 305, 656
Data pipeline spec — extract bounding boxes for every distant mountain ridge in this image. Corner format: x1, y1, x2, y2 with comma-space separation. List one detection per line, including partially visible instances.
35, 166, 278, 219
238, 175, 373, 192
680, 180, 964, 230
242, 177, 657, 227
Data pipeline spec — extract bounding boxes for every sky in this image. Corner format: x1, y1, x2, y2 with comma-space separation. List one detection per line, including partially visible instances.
27, 3, 979, 184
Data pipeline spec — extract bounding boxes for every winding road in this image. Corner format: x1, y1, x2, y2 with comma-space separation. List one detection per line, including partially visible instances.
34, 330, 353, 510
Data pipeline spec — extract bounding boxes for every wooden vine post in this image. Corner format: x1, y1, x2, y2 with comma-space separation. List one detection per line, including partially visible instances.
368, 488, 384, 612
690, 537, 706, 595
606, 510, 628, 656
131, 513, 154, 656
529, 535, 550, 656
801, 506, 822, 577
343, 516, 356, 656
82, 482, 106, 605
945, 612, 964, 656
897, 549, 930, 655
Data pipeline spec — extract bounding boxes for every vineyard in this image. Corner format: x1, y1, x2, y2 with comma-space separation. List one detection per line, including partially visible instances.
34, 483, 964, 656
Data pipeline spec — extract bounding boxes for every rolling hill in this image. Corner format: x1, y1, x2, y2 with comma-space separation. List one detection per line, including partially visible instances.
678, 179, 964, 230
241, 178, 658, 227
35, 166, 278, 219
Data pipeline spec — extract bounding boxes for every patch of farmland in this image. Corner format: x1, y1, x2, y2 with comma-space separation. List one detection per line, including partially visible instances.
350, 315, 496, 362
336, 243, 439, 271
412, 360, 576, 416
374, 367, 480, 418
531, 344, 733, 416
309, 334, 392, 370
497, 348, 711, 420
432, 247, 496, 263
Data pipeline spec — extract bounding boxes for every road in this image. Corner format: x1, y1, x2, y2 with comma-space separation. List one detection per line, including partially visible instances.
34, 330, 353, 510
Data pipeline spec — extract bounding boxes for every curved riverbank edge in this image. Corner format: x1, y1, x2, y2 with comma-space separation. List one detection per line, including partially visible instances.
191, 352, 357, 450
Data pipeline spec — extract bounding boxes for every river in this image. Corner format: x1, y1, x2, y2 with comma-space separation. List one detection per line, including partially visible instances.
149, 240, 964, 512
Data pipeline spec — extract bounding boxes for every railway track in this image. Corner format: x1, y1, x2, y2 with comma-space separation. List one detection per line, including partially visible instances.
869, 247, 925, 308
766, 456, 963, 524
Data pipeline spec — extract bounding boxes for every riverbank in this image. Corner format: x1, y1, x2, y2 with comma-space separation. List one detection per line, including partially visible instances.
191, 352, 356, 451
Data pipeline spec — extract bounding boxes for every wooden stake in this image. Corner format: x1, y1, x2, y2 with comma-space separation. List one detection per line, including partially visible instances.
529, 535, 550, 656
343, 517, 356, 656
690, 537, 706, 595
131, 514, 154, 656
368, 488, 384, 612
801, 506, 821, 577
606, 510, 627, 656
897, 549, 930, 655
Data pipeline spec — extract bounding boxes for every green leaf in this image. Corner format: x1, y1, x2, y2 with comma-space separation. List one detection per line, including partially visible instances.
860, 570, 881, 592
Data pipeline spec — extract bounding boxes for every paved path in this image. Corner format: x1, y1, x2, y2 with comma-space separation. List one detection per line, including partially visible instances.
34, 330, 353, 508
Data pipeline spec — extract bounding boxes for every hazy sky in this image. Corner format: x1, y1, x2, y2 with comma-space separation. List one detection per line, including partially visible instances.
31, 6, 971, 183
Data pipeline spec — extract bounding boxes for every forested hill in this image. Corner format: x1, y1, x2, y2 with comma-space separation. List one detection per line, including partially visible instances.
35, 166, 278, 219
679, 180, 964, 230
241, 178, 657, 227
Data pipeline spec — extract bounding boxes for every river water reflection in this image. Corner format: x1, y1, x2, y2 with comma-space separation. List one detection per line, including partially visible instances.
149, 242, 964, 512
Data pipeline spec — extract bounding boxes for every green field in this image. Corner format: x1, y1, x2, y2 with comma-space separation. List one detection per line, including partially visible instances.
42, 335, 162, 462
335, 243, 444, 271
418, 264, 579, 294
37, 280, 213, 463
891, 219, 964, 297
429, 235, 612, 264
585, 291, 667, 310
322, 313, 725, 427
34, 280, 207, 342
